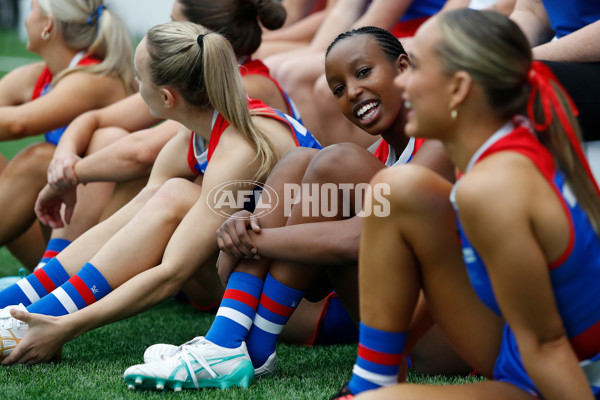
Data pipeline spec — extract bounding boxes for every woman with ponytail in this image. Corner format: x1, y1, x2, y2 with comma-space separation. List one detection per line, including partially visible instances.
26, 0, 300, 275
329, 9, 600, 400
0, 0, 134, 269
0, 21, 320, 369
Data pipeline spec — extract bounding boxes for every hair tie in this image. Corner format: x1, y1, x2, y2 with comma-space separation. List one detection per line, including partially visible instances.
197, 34, 205, 49
527, 60, 600, 197
87, 4, 106, 26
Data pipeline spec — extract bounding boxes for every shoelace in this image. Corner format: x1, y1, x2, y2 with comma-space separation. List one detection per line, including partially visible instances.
178, 341, 218, 388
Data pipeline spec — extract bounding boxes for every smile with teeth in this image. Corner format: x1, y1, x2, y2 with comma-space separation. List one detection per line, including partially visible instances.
356, 101, 379, 120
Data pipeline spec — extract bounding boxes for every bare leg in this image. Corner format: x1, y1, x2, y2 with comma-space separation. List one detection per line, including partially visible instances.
358, 165, 504, 378
54, 182, 163, 276
265, 51, 327, 137
0, 143, 54, 245
270, 143, 385, 319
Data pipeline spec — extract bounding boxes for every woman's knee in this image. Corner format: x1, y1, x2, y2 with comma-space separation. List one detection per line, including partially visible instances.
1, 143, 54, 181
370, 165, 452, 214
306, 143, 376, 183
147, 178, 201, 217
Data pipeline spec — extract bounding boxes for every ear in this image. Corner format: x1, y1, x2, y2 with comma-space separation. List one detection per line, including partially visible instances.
448, 70, 472, 109
396, 54, 410, 73
42, 16, 54, 36
160, 87, 177, 109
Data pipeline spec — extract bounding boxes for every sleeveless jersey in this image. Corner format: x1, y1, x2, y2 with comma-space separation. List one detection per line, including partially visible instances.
450, 119, 600, 397
373, 137, 425, 167
32, 51, 102, 145
187, 98, 321, 176
240, 58, 302, 123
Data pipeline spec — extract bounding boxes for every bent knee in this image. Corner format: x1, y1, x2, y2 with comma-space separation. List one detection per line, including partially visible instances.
3, 143, 54, 178
371, 165, 453, 212
307, 143, 374, 181
150, 178, 201, 215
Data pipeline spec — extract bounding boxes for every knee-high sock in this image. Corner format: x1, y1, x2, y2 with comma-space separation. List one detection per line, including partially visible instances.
205, 272, 264, 348
246, 273, 304, 368
27, 262, 111, 317
35, 238, 71, 271
347, 322, 407, 395
0, 258, 70, 308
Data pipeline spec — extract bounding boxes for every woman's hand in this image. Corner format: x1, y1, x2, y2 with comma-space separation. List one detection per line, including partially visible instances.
216, 210, 261, 258
47, 152, 81, 190
35, 184, 77, 228
1, 309, 68, 365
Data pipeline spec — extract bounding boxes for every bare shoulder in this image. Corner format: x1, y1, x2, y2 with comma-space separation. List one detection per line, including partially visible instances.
0, 61, 46, 104
455, 151, 541, 219
53, 71, 128, 106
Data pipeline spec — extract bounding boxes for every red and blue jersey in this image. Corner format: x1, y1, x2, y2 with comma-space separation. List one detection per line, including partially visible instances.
373, 136, 425, 167
187, 97, 321, 176
542, 0, 600, 39
451, 119, 600, 397
240, 58, 302, 123
32, 51, 101, 145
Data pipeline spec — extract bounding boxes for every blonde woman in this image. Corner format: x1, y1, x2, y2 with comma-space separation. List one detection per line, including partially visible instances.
0, 21, 320, 367
32, 0, 299, 274
0, 0, 134, 269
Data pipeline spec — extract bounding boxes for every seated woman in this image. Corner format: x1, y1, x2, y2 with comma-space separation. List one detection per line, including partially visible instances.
0, 21, 320, 363
330, 9, 600, 399
118, 26, 465, 392
0, 0, 135, 270
23, 0, 298, 274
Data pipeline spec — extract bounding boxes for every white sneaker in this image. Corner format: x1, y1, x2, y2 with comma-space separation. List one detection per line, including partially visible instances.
124, 337, 254, 391
0, 304, 28, 360
0, 268, 28, 291
144, 340, 277, 377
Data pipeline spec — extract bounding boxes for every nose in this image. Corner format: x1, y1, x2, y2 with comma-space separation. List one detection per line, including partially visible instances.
347, 80, 363, 101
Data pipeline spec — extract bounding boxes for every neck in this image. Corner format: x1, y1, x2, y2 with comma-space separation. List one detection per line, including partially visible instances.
41, 44, 81, 76
173, 103, 216, 140
443, 115, 509, 173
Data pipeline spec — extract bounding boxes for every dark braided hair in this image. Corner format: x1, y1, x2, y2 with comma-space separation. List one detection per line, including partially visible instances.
326, 26, 406, 61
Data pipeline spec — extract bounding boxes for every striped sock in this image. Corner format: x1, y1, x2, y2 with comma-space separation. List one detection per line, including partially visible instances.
0, 257, 70, 308
246, 273, 304, 368
27, 262, 111, 317
205, 272, 264, 348
347, 322, 407, 395
34, 238, 71, 271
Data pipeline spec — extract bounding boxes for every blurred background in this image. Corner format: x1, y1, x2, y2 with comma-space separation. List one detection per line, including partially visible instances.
0, 0, 171, 158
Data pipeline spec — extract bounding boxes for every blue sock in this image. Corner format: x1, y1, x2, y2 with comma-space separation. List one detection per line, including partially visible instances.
27, 262, 111, 317
205, 272, 264, 348
347, 322, 407, 395
35, 238, 71, 271
246, 273, 304, 368
0, 257, 70, 308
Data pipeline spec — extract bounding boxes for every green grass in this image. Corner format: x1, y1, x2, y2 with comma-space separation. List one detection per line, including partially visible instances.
0, 28, 481, 399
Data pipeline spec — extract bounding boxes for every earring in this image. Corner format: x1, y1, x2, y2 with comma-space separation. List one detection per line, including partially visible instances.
450, 109, 458, 120
41, 31, 50, 40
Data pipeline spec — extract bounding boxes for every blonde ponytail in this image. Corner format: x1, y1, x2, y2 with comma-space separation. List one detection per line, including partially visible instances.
38, 0, 135, 93
146, 21, 277, 181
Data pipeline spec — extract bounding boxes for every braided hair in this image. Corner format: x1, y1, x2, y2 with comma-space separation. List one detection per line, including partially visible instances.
326, 26, 406, 62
